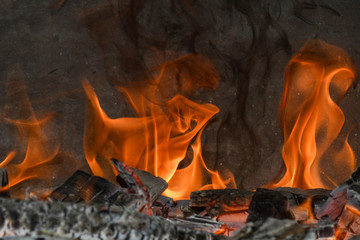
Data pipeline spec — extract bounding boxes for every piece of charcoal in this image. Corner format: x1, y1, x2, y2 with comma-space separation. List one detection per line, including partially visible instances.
232, 218, 316, 240
274, 187, 308, 207
191, 189, 253, 208
48, 170, 147, 210
0, 168, 10, 198
0, 168, 8, 188
337, 205, 360, 237
316, 216, 335, 238
316, 188, 347, 220
190, 189, 253, 216
274, 187, 330, 209
152, 195, 176, 217
48, 170, 91, 202
130, 167, 168, 203
246, 188, 294, 223
111, 159, 150, 198
77, 175, 122, 204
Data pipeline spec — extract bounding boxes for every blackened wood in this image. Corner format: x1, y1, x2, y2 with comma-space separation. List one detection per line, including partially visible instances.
337, 205, 360, 237
152, 195, 177, 217
246, 188, 293, 223
275, 187, 330, 208
48, 170, 147, 210
48, 170, 92, 202
0, 197, 227, 240
316, 189, 347, 220
0, 168, 8, 188
130, 167, 168, 203
315, 167, 360, 220
0, 168, 9, 198
111, 159, 151, 209
316, 216, 335, 238
48, 170, 123, 204
190, 189, 253, 207
190, 189, 252, 217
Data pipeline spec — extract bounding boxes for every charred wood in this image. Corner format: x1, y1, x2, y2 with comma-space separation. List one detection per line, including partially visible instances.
0, 168, 9, 198
275, 187, 330, 209
0, 168, 8, 188
190, 189, 253, 217
48, 170, 147, 211
316, 167, 360, 220
0, 197, 226, 240
49, 170, 121, 203
316, 216, 335, 238
128, 166, 168, 203
246, 188, 293, 223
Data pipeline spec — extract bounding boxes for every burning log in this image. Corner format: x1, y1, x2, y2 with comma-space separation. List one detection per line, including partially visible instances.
190, 189, 253, 217
112, 158, 168, 204
48, 170, 147, 211
246, 188, 294, 223
316, 167, 360, 221
316, 216, 335, 238
0, 197, 226, 240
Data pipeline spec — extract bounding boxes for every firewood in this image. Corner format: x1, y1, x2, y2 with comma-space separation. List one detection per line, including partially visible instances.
246, 188, 294, 223
316, 167, 360, 220
190, 189, 253, 208
275, 187, 330, 208
48, 170, 147, 211
129, 166, 168, 203
316, 216, 335, 238
0, 197, 227, 240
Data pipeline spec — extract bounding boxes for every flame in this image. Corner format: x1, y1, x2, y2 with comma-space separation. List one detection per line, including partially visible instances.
83, 55, 235, 200
270, 39, 356, 189
290, 197, 315, 222
0, 68, 63, 198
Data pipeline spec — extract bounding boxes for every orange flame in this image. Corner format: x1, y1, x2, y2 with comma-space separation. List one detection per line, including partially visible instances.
83, 55, 235, 200
0, 68, 64, 198
290, 197, 315, 223
271, 39, 356, 189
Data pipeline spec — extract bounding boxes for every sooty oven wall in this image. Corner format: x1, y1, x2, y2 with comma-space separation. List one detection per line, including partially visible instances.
0, 0, 359, 190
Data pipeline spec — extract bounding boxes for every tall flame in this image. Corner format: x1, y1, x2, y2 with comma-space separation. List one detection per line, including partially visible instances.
271, 39, 356, 189
83, 55, 235, 200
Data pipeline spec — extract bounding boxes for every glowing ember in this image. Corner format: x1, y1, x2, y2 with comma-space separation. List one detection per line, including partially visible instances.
83, 55, 235, 200
269, 39, 357, 189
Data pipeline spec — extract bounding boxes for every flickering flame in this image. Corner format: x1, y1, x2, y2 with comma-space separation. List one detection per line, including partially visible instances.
291, 197, 315, 222
83, 55, 235, 200
0, 69, 64, 198
270, 39, 356, 189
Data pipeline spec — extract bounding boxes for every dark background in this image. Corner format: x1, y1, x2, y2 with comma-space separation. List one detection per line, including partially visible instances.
0, 0, 359, 191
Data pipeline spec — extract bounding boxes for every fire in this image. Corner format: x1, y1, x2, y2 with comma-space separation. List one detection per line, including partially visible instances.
83, 55, 235, 200
0, 68, 70, 198
270, 39, 356, 189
